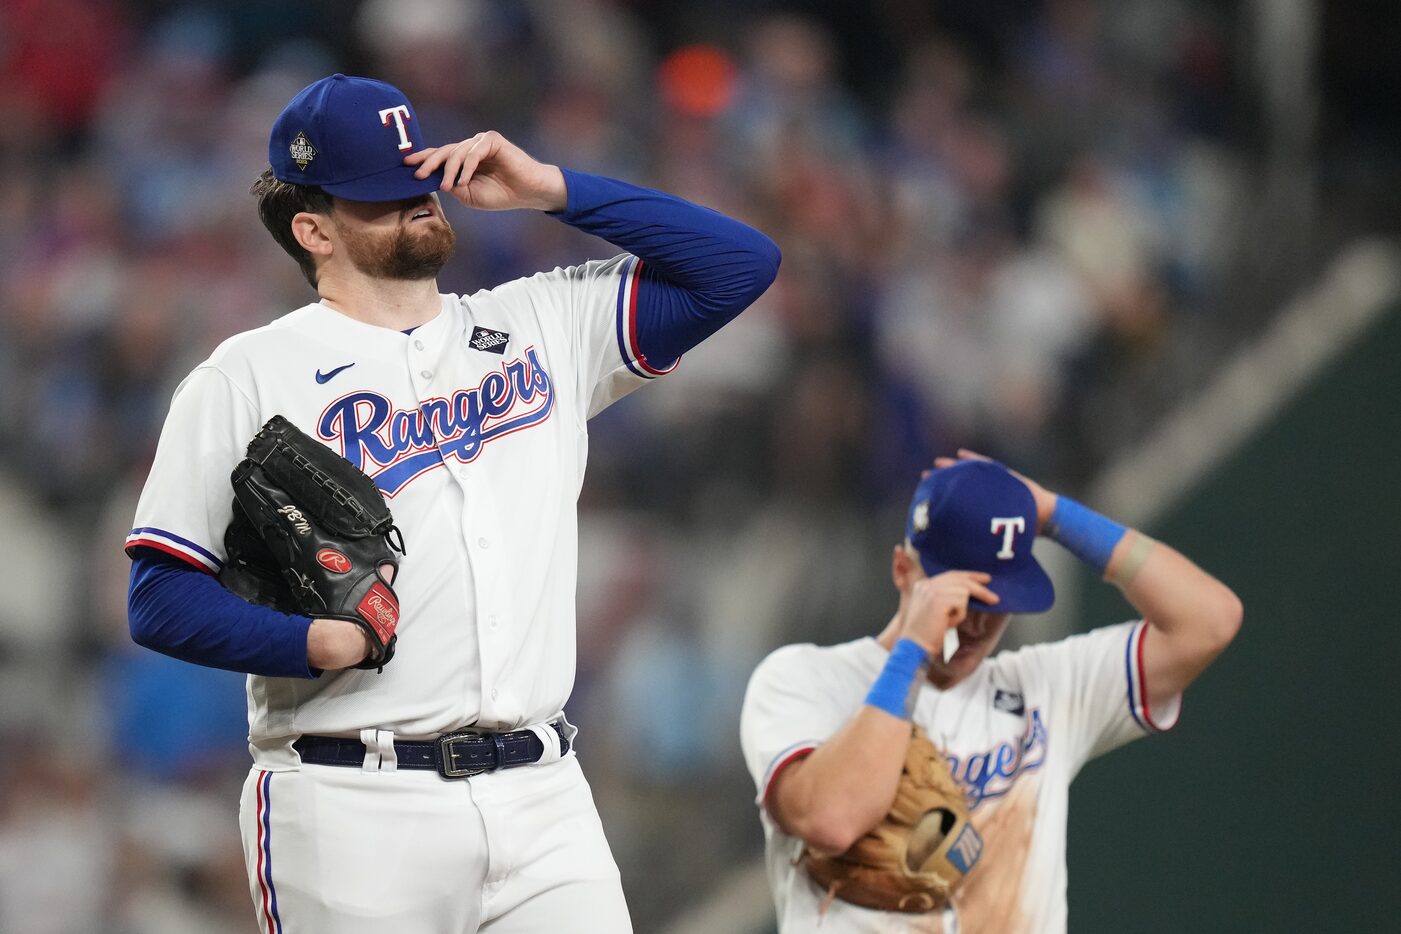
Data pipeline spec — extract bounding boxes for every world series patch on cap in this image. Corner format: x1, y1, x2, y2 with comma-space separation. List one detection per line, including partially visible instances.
269, 74, 445, 202
905, 460, 1055, 613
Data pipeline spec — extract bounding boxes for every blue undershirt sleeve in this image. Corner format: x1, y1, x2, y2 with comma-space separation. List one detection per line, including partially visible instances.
553, 169, 781, 370
128, 549, 316, 679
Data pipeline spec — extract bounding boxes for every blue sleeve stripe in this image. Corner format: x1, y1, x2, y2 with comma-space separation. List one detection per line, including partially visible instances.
758, 740, 820, 806
1123, 622, 1146, 731
126, 527, 222, 572
613, 256, 679, 379
1123, 621, 1165, 733
612, 256, 648, 379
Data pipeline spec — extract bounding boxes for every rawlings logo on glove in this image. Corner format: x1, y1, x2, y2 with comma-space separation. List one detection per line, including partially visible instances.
219, 415, 406, 671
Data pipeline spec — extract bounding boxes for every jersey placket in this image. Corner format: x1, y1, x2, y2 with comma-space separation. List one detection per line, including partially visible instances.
414, 306, 518, 727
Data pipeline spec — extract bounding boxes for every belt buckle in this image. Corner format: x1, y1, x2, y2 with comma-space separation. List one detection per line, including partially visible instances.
437, 731, 489, 779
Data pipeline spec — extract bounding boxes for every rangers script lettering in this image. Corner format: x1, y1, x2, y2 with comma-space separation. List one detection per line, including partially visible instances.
946, 708, 1048, 809
318, 347, 553, 496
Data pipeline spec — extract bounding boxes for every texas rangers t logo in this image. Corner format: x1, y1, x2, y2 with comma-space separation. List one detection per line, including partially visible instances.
990, 516, 1026, 559
378, 105, 413, 151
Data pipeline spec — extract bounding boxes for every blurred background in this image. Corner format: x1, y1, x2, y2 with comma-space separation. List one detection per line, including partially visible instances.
1, 1, 1398, 931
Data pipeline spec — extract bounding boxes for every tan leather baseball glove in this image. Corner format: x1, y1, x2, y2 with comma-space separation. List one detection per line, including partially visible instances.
802, 725, 983, 913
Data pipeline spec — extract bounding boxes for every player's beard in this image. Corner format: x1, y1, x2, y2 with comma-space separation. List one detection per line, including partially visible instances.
340, 216, 456, 281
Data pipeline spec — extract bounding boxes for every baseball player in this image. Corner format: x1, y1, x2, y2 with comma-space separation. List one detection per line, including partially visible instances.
740, 452, 1242, 932
124, 74, 779, 933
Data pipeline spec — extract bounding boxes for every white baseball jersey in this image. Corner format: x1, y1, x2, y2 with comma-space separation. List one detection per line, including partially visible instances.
127, 254, 662, 767
740, 621, 1181, 933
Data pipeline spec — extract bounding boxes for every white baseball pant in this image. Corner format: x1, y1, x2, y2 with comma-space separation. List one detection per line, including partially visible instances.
238, 748, 631, 932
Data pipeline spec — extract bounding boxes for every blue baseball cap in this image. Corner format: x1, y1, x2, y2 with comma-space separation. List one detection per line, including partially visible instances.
268, 74, 444, 202
905, 461, 1055, 613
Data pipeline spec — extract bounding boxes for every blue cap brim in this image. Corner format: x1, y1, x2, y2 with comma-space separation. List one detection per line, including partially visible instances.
918, 552, 1056, 614
320, 163, 446, 203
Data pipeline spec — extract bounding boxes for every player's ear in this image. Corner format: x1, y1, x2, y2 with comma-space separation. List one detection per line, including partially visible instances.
291, 211, 334, 259
892, 544, 914, 592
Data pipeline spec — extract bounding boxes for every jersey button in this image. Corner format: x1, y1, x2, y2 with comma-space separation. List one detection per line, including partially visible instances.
414, 339, 425, 351
477, 537, 491, 549
420, 369, 433, 379
489, 615, 499, 629
491, 689, 500, 700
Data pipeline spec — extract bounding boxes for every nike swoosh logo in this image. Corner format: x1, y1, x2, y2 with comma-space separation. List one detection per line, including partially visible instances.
315, 363, 355, 384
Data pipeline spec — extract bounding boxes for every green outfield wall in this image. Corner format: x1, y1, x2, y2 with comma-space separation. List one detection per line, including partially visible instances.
1068, 304, 1401, 932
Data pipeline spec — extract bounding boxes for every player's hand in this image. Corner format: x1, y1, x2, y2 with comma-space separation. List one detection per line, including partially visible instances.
405, 131, 567, 213
898, 570, 999, 655
305, 564, 396, 671
933, 448, 1057, 532
307, 618, 372, 670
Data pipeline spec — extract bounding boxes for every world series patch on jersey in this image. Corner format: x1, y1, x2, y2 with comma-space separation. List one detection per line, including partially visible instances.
127, 253, 660, 764
739, 621, 1180, 934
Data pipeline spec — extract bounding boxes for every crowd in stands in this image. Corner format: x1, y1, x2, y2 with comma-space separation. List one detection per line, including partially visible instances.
0, 1, 1312, 930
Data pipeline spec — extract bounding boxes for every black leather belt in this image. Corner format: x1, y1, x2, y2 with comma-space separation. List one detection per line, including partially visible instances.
294, 720, 570, 779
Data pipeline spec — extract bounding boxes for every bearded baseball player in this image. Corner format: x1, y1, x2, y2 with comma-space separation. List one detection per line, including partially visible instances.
124, 74, 778, 933
739, 452, 1242, 932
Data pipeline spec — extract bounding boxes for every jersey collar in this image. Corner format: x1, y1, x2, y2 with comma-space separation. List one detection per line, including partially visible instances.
301, 295, 456, 357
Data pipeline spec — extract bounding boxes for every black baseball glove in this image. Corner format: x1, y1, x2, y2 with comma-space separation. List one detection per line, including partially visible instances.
219, 415, 406, 670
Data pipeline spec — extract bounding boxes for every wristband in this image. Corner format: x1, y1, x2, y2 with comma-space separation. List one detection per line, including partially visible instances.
1108, 532, 1157, 588
1044, 496, 1127, 574
864, 638, 930, 720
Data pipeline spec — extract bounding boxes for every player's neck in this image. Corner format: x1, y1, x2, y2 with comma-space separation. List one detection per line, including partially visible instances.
875, 615, 902, 652
317, 272, 443, 331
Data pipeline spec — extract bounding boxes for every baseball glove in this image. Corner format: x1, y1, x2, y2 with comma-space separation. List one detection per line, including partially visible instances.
219, 415, 405, 670
802, 725, 983, 913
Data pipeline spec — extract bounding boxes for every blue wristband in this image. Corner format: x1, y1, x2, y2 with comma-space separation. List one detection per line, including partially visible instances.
864, 638, 930, 719
1044, 496, 1127, 574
